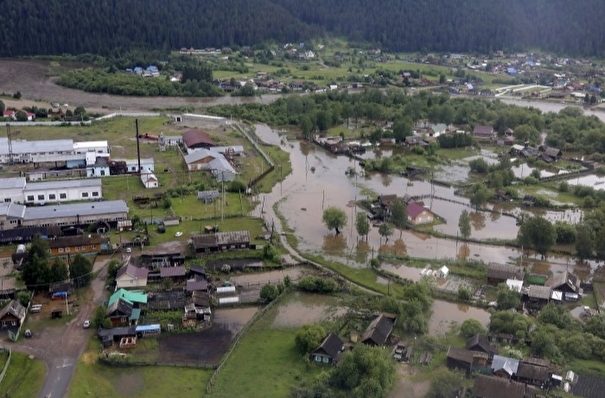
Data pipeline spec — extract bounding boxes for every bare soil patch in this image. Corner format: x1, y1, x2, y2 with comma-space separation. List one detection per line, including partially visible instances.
157, 327, 234, 366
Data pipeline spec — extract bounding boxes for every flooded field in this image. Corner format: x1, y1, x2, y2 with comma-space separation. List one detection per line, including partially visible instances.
230, 267, 308, 287
272, 292, 344, 328
568, 174, 605, 191
428, 300, 491, 336
214, 306, 260, 332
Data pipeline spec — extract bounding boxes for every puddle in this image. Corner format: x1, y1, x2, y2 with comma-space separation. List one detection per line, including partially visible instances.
213, 306, 259, 333
273, 293, 344, 328
429, 300, 491, 336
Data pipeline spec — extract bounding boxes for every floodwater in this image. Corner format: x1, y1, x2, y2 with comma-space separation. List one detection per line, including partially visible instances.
568, 174, 605, 191
254, 124, 600, 277
428, 300, 491, 336
213, 306, 260, 333
272, 292, 344, 328
511, 163, 573, 179
229, 267, 307, 287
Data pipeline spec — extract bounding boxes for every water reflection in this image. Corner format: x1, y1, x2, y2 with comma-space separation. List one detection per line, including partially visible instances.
457, 243, 470, 261
470, 211, 486, 231
355, 241, 371, 264
323, 234, 347, 256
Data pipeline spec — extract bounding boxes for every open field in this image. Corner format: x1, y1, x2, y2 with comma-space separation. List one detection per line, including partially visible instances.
69, 340, 213, 398
207, 293, 336, 398
0, 351, 46, 398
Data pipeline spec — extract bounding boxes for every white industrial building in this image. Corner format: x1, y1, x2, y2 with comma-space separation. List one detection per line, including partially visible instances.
0, 138, 108, 165
0, 177, 102, 204
183, 148, 238, 181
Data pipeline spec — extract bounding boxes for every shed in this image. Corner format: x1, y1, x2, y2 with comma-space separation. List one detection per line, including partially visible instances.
216, 286, 236, 295
491, 355, 520, 377
438, 266, 449, 279
135, 324, 161, 338
361, 313, 396, 346
473, 374, 526, 398
506, 279, 523, 293
487, 263, 524, 285
218, 296, 240, 305
182, 129, 215, 149
466, 334, 498, 358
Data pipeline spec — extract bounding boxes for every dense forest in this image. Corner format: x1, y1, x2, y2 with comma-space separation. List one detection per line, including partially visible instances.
1, 0, 604, 57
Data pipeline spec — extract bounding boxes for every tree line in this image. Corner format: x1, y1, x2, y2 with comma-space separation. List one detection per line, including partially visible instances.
1, 0, 604, 57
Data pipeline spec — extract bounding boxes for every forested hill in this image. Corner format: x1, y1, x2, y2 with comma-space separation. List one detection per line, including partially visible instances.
0, 0, 316, 56
273, 0, 605, 56
1, 0, 604, 57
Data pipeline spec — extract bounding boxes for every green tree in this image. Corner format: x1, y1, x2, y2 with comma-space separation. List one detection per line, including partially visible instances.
517, 216, 556, 257
378, 223, 393, 244
0, 100, 4, 114
596, 229, 605, 260
469, 158, 489, 173
322, 207, 348, 235
15, 110, 28, 121
496, 284, 520, 310
49, 257, 69, 283
70, 254, 93, 287
457, 286, 472, 302
294, 324, 326, 355
392, 117, 412, 142
355, 211, 370, 241
458, 210, 471, 240
17, 291, 31, 307
330, 344, 396, 398
428, 368, 464, 398
576, 224, 594, 259
260, 284, 279, 302
92, 305, 107, 329
460, 319, 486, 338
469, 187, 489, 209
531, 326, 559, 359
22, 235, 51, 288
299, 116, 313, 140
74, 106, 86, 116
390, 199, 407, 238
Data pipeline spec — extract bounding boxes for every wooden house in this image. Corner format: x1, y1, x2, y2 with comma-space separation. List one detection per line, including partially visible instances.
446, 346, 488, 375
473, 374, 526, 398
116, 263, 149, 289
466, 334, 498, 358
361, 313, 396, 346
487, 263, 524, 285
48, 234, 103, 256
191, 231, 250, 253
106, 298, 140, 326
0, 300, 26, 328
311, 333, 344, 365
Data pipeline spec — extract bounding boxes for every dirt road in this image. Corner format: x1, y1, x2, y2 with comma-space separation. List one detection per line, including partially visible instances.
0, 59, 278, 112
11, 258, 112, 398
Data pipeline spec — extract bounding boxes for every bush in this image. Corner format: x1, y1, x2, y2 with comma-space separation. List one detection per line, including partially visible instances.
260, 284, 279, 302
294, 324, 326, 355
298, 275, 339, 293
460, 319, 486, 338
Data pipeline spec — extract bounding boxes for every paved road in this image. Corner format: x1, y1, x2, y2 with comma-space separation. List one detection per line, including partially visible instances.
12, 259, 111, 398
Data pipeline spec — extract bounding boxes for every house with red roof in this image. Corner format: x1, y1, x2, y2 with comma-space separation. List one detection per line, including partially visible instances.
406, 202, 434, 225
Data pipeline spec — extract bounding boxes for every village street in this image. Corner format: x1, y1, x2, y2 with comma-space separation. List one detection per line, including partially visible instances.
11, 258, 111, 398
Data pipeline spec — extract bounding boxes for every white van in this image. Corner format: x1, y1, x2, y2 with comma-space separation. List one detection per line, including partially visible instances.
30, 304, 42, 313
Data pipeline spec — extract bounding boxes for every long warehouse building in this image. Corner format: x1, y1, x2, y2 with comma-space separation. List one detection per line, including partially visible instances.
0, 177, 102, 204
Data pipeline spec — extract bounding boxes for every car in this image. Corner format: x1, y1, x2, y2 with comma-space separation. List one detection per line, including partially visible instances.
126, 247, 132, 254
83, 320, 91, 329
24, 329, 32, 338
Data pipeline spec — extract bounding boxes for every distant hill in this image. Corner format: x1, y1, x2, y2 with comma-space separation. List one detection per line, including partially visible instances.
1, 0, 603, 57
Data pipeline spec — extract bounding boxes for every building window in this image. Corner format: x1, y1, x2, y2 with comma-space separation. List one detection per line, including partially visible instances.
38, 195, 44, 201
100, 170, 106, 176
92, 191, 99, 197
315, 356, 321, 362
27, 195, 34, 201
75, 246, 80, 251
323, 357, 329, 363
58, 248, 64, 253
60, 193, 67, 199
4, 198, 10, 203
82, 192, 89, 198
49, 194, 56, 200
11, 321, 17, 326
65, 247, 71, 252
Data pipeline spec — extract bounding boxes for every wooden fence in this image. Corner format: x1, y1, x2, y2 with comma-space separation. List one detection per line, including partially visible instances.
0, 347, 12, 384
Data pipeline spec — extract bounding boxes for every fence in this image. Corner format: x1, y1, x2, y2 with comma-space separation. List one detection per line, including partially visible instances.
205, 289, 289, 393
98, 356, 217, 369
0, 346, 12, 384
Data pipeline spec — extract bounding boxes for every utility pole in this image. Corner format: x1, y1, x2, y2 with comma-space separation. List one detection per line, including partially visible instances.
221, 173, 225, 222
135, 119, 141, 176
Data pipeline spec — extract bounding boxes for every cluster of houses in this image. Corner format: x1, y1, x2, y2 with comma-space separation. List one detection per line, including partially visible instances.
125, 65, 160, 78
509, 144, 563, 163
486, 263, 584, 307
180, 128, 240, 182
2, 109, 36, 121
447, 332, 604, 398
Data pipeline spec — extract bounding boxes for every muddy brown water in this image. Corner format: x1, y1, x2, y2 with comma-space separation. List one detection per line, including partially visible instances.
272, 293, 344, 328
229, 267, 306, 286
254, 124, 600, 278
428, 300, 491, 336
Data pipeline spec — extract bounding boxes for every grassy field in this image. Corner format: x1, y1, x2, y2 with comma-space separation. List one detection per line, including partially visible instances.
207, 295, 324, 398
0, 351, 46, 398
69, 340, 213, 398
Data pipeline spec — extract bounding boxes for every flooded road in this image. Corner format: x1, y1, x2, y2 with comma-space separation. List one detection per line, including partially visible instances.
429, 300, 491, 336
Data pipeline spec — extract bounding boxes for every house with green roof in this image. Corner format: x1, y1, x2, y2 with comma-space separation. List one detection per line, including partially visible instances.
109, 289, 148, 308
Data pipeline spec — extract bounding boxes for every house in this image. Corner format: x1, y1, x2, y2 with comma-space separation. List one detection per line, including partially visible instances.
472, 125, 496, 140
407, 202, 434, 225
361, 313, 396, 346
116, 263, 149, 289
160, 266, 187, 283
466, 334, 498, 358
186, 279, 209, 293
108, 289, 148, 308
106, 297, 140, 326
289, 81, 305, 91
182, 129, 216, 149
487, 263, 525, 285
473, 374, 526, 398
571, 373, 605, 398
311, 333, 343, 365
546, 271, 579, 294
491, 355, 520, 378
527, 285, 552, 306
47, 234, 103, 256
428, 124, 447, 137
140, 169, 158, 189
183, 292, 212, 324
446, 346, 488, 375
404, 136, 428, 147
97, 326, 137, 348
539, 146, 562, 162
0, 300, 27, 328
191, 231, 251, 253
514, 360, 551, 387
